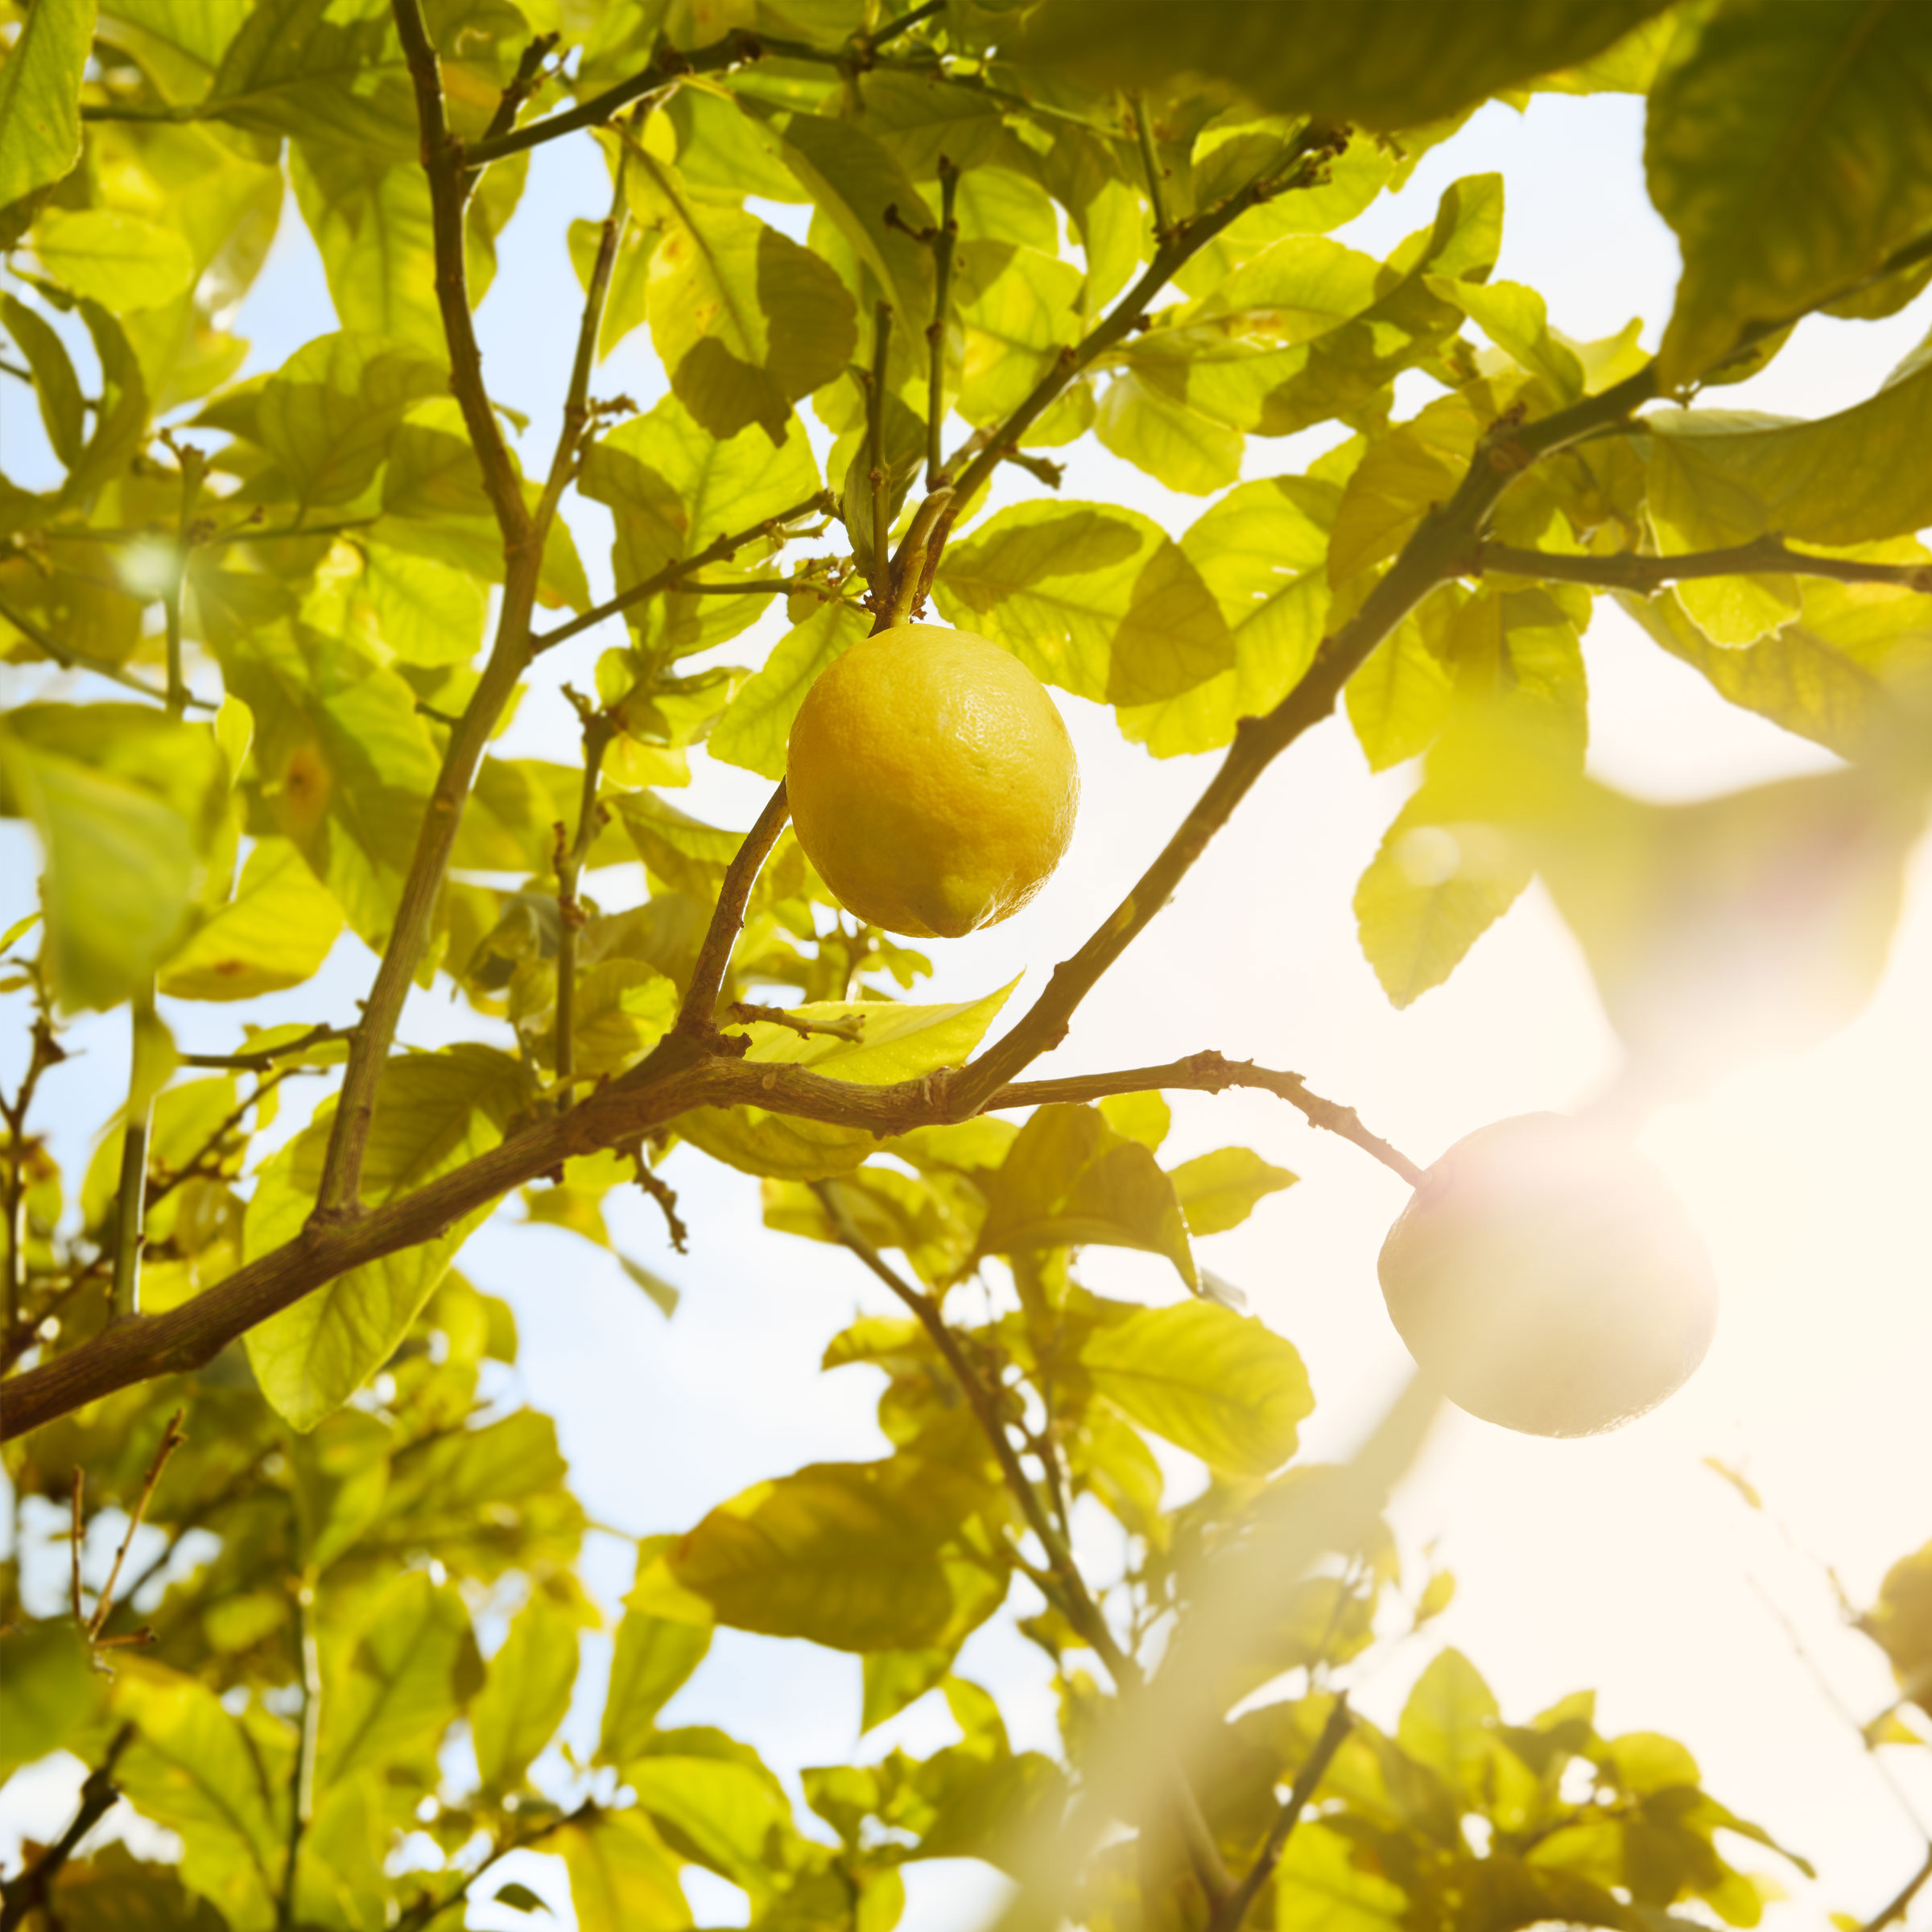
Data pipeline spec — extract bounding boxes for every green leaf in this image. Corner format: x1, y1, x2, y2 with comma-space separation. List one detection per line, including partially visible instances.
1096, 1090, 1170, 1152
935, 500, 1233, 707
1617, 573, 1932, 759
0, 0, 96, 204
0, 1622, 101, 1780
1425, 277, 1584, 401
976, 1104, 1197, 1290
111, 1662, 283, 1930
0, 704, 226, 1011
471, 1593, 582, 1795
494, 1881, 554, 1914
1080, 1300, 1311, 1476
2, 291, 86, 465
747, 103, 937, 328
624, 1735, 789, 1889
953, 243, 1085, 427
159, 836, 345, 1001
203, 0, 415, 153
1024, 1, 1673, 130
1647, 0, 1932, 386
672, 1456, 1008, 1653
560, 1810, 691, 1932
1119, 476, 1335, 758
1354, 782, 1534, 1009
244, 1046, 523, 1427
1274, 1818, 1408, 1928
317, 1569, 483, 1784
356, 544, 488, 666
1345, 613, 1457, 774
1170, 1146, 1298, 1236
599, 1587, 712, 1764
252, 331, 447, 510
290, 140, 440, 353
1647, 338, 1932, 564
679, 980, 1018, 1181
861, 1648, 953, 1732
630, 154, 856, 443
1399, 1648, 1504, 1799
1095, 372, 1245, 495
31, 208, 196, 311
708, 599, 869, 779
213, 619, 442, 951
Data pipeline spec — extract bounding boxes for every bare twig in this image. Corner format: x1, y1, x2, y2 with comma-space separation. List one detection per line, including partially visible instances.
179, 1025, 356, 1072
277, 1575, 322, 1930
869, 300, 894, 594
1206, 1695, 1355, 1932
674, 785, 796, 1038
2, 1003, 63, 1352
1129, 94, 1170, 242
1859, 1842, 1932, 1932
0, 1728, 133, 1932
529, 493, 836, 653
634, 1161, 688, 1254
0, 589, 213, 710
69, 1468, 84, 1623
87, 1408, 186, 1638
724, 1003, 866, 1044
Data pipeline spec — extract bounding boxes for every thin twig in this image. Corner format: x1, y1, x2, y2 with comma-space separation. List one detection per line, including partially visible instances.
1476, 536, 1932, 597
0, 590, 213, 710
0, 1728, 133, 1932
674, 785, 796, 1038
927, 156, 959, 488
530, 492, 835, 652
179, 1025, 356, 1072
1129, 95, 1170, 242
1205, 1695, 1355, 1932
109, 989, 157, 1319
87, 1409, 186, 1638
634, 1161, 688, 1254
862, 0, 945, 52
724, 1003, 865, 1043
69, 1469, 85, 1624
810, 1184, 1232, 1902
992, 1053, 1423, 1187
277, 1575, 321, 1930
555, 702, 615, 1100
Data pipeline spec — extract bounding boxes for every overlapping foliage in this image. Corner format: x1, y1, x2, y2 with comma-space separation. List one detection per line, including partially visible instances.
4, 0, 1932, 1926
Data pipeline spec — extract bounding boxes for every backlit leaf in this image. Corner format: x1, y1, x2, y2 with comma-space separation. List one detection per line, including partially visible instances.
671, 1455, 1009, 1653
0, 0, 96, 204
1080, 1300, 1311, 1476
1647, 0, 1932, 385
560, 1810, 691, 1932
709, 599, 869, 779
159, 836, 345, 1001
1170, 1146, 1298, 1237
32, 208, 196, 311
471, 1593, 582, 1795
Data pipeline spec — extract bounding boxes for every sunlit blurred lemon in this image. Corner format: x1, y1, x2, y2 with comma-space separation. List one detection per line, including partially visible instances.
786, 623, 1079, 939
1378, 1113, 1718, 1437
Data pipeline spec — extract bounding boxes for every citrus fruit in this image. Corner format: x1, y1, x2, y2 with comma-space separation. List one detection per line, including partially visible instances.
786, 623, 1079, 939
1377, 1113, 1718, 1437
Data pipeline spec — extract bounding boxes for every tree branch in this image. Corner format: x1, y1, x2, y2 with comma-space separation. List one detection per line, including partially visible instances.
85, 1407, 185, 1637
927, 155, 959, 489
0, 1729, 133, 1932
1204, 1695, 1354, 1932
528, 492, 835, 653
0, 590, 216, 711
1476, 535, 1932, 597
673, 784, 795, 1038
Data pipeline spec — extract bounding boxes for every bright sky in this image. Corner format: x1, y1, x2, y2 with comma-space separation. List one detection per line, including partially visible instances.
4, 81, 1930, 1931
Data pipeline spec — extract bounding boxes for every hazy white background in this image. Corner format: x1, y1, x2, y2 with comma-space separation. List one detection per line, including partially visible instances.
4, 80, 1930, 1929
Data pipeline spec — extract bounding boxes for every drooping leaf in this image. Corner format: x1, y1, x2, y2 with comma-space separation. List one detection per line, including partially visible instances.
671, 1456, 1009, 1653
1647, 0, 1932, 384
31, 208, 197, 311
630, 153, 856, 443
1080, 1300, 1312, 1476
559, 1810, 691, 1932
159, 836, 345, 1001
0, 1622, 101, 1781
976, 1103, 1198, 1290
708, 599, 869, 779
0, 704, 227, 1011
935, 500, 1233, 707
317, 1569, 484, 1784
470, 1592, 583, 1796
0, 0, 97, 205
243, 1046, 524, 1427
1169, 1146, 1298, 1237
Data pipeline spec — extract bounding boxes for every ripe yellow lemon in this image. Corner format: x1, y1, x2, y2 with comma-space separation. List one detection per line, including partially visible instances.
1377, 1113, 1718, 1437
786, 623, 1079, 939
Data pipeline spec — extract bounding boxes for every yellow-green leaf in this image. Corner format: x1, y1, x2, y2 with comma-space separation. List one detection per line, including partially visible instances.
1169, 1146, 1298, 1236
159, 836, 345, 1001
0, 0, 97, 204
32, 208, 196, 311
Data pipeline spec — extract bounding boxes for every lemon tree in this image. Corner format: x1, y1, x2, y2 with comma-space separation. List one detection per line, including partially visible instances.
5, 2, 1932, 1928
